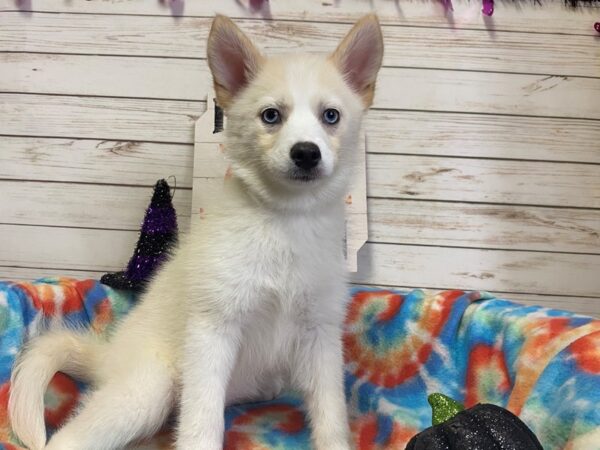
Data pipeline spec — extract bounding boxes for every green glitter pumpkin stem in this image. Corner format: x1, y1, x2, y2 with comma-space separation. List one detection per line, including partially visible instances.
428, 393, 465, 425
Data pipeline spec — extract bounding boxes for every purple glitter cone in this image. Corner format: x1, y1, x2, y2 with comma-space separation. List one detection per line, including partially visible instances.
101, 179, 178, 292
140, 181, 178, 234
440, 0, 453, 12
482, 0, 494, 16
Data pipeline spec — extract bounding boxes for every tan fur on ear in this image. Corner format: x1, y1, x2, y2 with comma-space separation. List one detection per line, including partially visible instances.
207, 15, 264, 109
330, 14, 384, 108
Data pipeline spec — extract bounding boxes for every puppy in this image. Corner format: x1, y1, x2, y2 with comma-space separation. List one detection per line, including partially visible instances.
9, 14, 383, 450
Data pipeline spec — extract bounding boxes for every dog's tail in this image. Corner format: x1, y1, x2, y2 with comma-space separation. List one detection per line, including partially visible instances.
8, 329, 104, 450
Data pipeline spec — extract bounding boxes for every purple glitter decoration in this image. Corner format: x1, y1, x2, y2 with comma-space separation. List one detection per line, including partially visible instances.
595, 22, 600, 33
140, 186, 177, 234
249, 0, 267, 10
440, 0, 454, 12
482, 0, 494, 16
101, 179, 178, 292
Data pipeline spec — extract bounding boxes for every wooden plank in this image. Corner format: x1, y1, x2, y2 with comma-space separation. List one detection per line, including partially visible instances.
366, 154, 600, 208
2, 12, 598, 77
350, 283, 599, 317
3, 225, 597, 298
5, 181, 596, 255
503, 292, 599, 318
1, 180, 192, 231
3, 269, 596, 317
3, 53, 600, 119
366, 110, 600, 164
0, 225, 137, 271
1, 0, 597, 35
368, 199, 600, 254
2, 98, 598, 164
0, 53, 212, 101
352, 243, 600, 298
2, 111, 598, 210
188, 130, 600, 232
0, 94, 204, 143
0, 266, 105, 282
0, 137, 193, 187
376, 69, 600, 119
1, 268, 596, 317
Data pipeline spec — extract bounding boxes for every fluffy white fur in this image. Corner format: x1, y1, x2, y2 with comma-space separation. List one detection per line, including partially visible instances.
9, 14, 383, 450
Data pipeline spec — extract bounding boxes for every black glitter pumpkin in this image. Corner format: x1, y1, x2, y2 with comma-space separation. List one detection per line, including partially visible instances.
405, 403, 544, 450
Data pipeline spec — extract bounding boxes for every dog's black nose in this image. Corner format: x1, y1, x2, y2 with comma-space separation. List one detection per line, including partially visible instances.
290, 142, 321, 170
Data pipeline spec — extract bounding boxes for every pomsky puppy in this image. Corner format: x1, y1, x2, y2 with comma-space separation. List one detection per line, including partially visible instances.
9, 14, 384, 450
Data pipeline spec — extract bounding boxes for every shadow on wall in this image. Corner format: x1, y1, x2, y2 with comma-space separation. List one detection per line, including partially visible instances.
235, 0, 273, 19
14, 0, 31, 15
159, 0, 185, 17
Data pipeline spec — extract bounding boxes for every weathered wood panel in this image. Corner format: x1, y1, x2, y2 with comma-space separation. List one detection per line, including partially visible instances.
496, 293, 600, 318
3, 180, 597, 254
352, 243, 600, 298
1, 53, 212, 101
4, 53, 600, 118
191, 146, 600, 208
3, 136, 597, 255
3, 12, 598, 77
366, 154, 600, 208
0, 225, 137, 271
3, 100, 599, 164
0, 266, 106, 282
1, 0, 597, 35
0, 94, 204, 143
366, 111, 600, 164
2, 269, 596, 318
2, 224, 597, 299
0, 137, 193, 187
1, 181, 192, 231
497, 293, 598, 318
368, 199, 600, 254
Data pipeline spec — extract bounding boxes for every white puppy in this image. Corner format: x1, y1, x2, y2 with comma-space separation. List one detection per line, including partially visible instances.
9, 14, 383, 450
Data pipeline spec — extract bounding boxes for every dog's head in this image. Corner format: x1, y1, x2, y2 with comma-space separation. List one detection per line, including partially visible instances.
207, 15, 383, 211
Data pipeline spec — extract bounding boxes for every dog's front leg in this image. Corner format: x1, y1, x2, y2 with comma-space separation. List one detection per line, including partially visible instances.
296, 322, 352, 450
176, 322, 240, 450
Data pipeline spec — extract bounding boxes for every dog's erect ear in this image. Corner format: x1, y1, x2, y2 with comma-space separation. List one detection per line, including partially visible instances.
207, 15, 264, 109
330, 14, 384, 108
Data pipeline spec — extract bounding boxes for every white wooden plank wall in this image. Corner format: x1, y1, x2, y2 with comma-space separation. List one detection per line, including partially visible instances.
0, 0, 598, 316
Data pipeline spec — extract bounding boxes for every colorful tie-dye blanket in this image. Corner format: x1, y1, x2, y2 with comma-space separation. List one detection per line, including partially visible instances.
0, 278, 599, 450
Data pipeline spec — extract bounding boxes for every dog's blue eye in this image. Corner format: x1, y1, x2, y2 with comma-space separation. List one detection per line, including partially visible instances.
323, 108, 340, 125
261, 108, 281, 124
